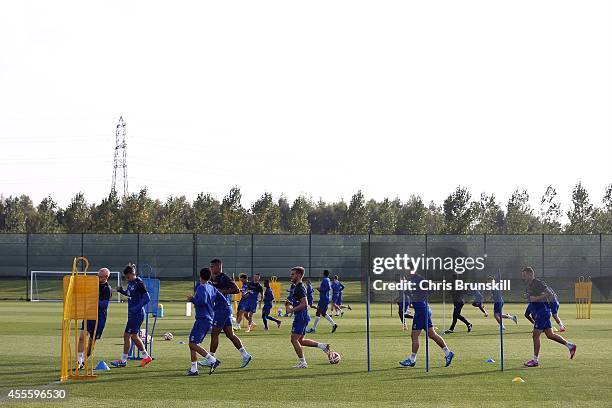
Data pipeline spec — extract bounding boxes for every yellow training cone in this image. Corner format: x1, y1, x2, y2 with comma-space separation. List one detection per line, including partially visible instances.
512, 377, 525, 383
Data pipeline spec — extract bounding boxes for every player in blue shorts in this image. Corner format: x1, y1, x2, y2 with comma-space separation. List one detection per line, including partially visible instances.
306, 270, 338, 333
470, 289, 488, 317
186, 268, 226, 375
77, 267, 112, 369
244, 274, 263, 332
521, 267, 576, 367
304, 278, 315, 309
199, 258, 252, 369
399, 273, 454, 368
262, 279, 282, 331
488, 275, 518, 330
112, 264, 152, 368
286, 266, 332, 368
331, 275, 352, 316
524, 303, 535, 324
235, 273, 249, 329
547, 286, 566, 332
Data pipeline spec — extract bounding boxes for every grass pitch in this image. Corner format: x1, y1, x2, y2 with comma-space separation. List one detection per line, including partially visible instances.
0, 301, 611, 407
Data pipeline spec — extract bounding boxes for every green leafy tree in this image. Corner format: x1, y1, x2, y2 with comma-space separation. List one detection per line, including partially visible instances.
566, 182, 594, 234
505, 189, 535, 233
396, 195, 427, 234
368, 198, 397, 234
278, 196, 291, 232
32, 195, 62, 233
339, 191, 368, 234
309, 200, 346, 234
157, 196, 192, 233
288, 196, 312, 233
425, 201, 445, 234
122, 188, 156, 233
60, 192, 92, 233
1, 196, 33, 233
192, 193, 222, 233
250, 192, 281, 233
593, 184, 612, 233
220, 187, 248, 234
91, 191, 122, 233
539, 186, 562, 233
443, 187, 473, 234
471, 193, 504, 234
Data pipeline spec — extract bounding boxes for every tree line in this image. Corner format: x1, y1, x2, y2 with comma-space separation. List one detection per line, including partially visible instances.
1, 183, 611, 234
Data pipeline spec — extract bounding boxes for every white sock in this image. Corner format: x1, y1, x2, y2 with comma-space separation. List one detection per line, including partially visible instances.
326, 315, 336, 325
239, 347, 249, 358
206, 353, 217, 363
140, 349, 149, 358
565, 342, 574, 350
121, 353, 128, 362
299, 357, 306, 364
442, 347, 451, 357
78, 352, 84, 363
312, 316, 321, 329
190, 362, 198, 372
534, 355, 539, 362
411, 353, 417, 361
317, 343, 328, 350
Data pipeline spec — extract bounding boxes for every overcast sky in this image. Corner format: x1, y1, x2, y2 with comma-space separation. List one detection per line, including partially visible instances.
1, 1, 610, 212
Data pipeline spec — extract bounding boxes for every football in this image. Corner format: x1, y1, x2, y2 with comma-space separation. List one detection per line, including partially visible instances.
163, 332, 174, 341
328, 351, 341, 364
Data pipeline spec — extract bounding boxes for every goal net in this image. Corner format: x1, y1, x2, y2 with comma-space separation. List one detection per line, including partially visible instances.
31, 270, 122, 302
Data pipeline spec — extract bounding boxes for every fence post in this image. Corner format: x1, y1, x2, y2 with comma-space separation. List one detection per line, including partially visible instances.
308, 233, 312, 278
366, 232, 371, 372
541, 234, 545, 278
193, 233, 197, 291
136, 233, 140, 270
25, 233, 30, 301
600, 233, 603, 302
251, 234, 254, 277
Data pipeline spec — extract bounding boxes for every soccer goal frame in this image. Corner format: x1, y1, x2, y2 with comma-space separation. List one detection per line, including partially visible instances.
30, 270, 122, 302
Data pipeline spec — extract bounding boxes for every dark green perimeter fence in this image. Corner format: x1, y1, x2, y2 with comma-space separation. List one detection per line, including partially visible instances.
0, 234, 611, 303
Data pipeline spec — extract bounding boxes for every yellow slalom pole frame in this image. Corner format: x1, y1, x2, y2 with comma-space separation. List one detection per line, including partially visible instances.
60, 256, 99, 381
575, 276, 592, 320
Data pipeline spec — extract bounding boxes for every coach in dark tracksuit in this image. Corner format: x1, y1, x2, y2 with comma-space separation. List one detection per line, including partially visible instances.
445, 287, 472, 333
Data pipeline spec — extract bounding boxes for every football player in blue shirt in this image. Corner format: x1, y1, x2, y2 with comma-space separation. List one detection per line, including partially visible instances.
244, 274, 263, 332
77, 267, 112, 369
399, 273, 454, 368
335, 276, 351, 313
488, 275, 518, 330
521, 267, 576, 367
199, 258, 252, 369
262, 279, 282, 331
111, 264, 152, 368
331, 275, 352, 316
286, 266, 332, 368
307, 270, 338, 333
470, 288, 488, 317
304, 279, 314, 309
235, 273, 249, 329
185, 267, 226, 375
